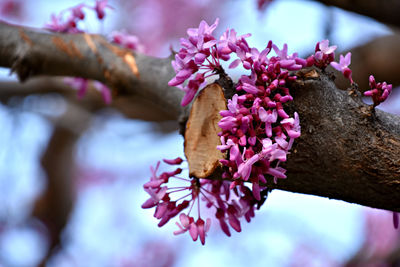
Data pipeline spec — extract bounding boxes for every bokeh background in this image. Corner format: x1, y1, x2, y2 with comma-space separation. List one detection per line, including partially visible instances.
0, 0, 399, 266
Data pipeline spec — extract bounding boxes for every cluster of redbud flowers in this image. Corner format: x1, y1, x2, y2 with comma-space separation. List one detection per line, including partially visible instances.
143, 18, 386, 244
141, 158, 258, 245
44, 0, 144, 105
364, 75, 393, 107
327, 50, 392, 107
45, 0, 112, 33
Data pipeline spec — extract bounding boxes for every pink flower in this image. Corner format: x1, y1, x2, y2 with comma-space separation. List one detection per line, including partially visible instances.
281, 112, 301, 139
312, 40, 337, 69
70, 4, 85, 20
272, 43, 304, 70
364, 75, 392, 107
196, 218, 211, 245
141, 187, 167, 209
219, 28, 251, 55
218, 116, 237, 131
94, 0, 112, 20
330, 52, 353, 83
173, 213, 192, 235
258, 108, 277, 137
318, 39, 337, 55
237, 154, 260, 181
187, 18, 219, 38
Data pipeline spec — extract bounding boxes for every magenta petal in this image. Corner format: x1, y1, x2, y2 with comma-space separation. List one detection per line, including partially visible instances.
173, 223, 186, 235
258, 107, 268, 121
330, 61, 341, 71
163, 157, 183, 165
279, 59, 295, 68
219, 219, 231, 237
168, 77, 185, 86
228, 215, 242, 232
252, 182, 261, 201
176, 69, 192, 79
181, 88, 197, 106
179, 213, 190, 228
197, 219, 206, 245
344, 52, 351, 65
189, 223, 198, 241
229, 59, 241, 69
267, 167, 287, 179
141, 198, 157, 209
364, 90, 373, 97
143, 179, 163, 188
154, 203, 168, 219
242, 83, 258, 94
194, 53, 207, 64
258, 174, 267, 184
248, 136, 256, 146
277, 108, 289, 119
287, 129, 301, 139
203, 39, 217, 49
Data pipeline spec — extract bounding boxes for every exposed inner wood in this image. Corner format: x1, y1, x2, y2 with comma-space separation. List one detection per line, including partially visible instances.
184, 83, 227, 178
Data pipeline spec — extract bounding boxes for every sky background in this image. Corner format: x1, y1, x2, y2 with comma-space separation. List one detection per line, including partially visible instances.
0, 0, 398, 266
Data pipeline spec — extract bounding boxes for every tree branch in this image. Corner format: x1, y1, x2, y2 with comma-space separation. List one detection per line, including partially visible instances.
312, 0, 400, 28
0, 21, 185, 119
0, 77, 177, 122
268, 69, 400, 212
34, 102, 92, 266
0, 23, 399, 211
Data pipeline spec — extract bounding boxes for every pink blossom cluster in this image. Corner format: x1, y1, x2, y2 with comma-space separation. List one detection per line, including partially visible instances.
168, 18, 225, 106
328, 52, 392, 108
364, 75, 392, 107
149, 19, 396, 244
168, 19, 306, 199
45, 1, 111, 33
142, 158, 259, 245
217, 45, 304, 200
306, 40, 337, 69
157, 19, 346, 244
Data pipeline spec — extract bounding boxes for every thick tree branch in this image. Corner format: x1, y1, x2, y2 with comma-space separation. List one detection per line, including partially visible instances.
313, 0, 400, 28
267, 69, 400, 212
0, 22, 185, 119
0, 23, 399, 211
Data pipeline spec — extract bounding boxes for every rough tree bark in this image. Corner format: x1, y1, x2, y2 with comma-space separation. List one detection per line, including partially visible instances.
0, 22, 399, 212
